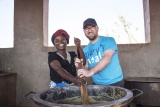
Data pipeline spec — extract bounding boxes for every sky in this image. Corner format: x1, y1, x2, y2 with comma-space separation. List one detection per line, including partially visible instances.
0, 0, 146, 48
48, 0, 145, 46
0, 0, 14, 48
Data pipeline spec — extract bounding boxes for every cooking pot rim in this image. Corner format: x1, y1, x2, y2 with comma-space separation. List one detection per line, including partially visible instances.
32, 85, 133, 107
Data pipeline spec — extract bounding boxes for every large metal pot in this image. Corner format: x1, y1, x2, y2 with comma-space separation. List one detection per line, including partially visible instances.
125, 77, 160, 106
25, 85, 135, 107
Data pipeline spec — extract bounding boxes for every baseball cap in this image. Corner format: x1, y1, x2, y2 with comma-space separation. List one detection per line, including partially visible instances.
51, 29, 70, 44
83, 18, 98, 29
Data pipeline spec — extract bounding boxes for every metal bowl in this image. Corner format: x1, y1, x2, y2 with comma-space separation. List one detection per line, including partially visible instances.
32, 85, 133, 107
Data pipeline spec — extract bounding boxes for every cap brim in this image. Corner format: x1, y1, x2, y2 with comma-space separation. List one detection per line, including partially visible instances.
83, 23, 96, 29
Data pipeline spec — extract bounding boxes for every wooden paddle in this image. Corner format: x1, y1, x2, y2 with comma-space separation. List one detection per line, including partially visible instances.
77, 48, 89, 105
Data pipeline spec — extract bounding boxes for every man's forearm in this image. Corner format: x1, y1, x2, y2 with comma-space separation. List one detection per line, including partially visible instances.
89, 56, 110, 75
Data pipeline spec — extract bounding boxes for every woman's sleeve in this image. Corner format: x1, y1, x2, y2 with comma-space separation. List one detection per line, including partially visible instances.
48, 52, 57, 63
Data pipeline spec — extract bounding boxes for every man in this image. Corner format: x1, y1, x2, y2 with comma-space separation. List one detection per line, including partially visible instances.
77, 18, 124, 87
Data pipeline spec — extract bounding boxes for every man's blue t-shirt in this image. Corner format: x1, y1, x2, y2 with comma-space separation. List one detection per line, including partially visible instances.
83, 36, 123, 85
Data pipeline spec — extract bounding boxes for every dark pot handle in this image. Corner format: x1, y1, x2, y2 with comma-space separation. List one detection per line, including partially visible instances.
131, 89, 143, 98
24, 91, 36, 100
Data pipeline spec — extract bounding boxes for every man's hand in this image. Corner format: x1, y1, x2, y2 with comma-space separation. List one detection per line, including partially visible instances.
74, 57, 83, 67
77, 69, 94, 78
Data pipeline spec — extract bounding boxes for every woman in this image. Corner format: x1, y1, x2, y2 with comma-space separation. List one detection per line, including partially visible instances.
48, 29, 86, 88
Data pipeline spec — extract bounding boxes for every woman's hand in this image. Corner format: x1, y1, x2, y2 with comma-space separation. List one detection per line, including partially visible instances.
72, 77, 86, 86
74, 37, 81, 48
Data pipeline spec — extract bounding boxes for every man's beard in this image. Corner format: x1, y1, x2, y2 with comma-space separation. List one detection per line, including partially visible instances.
87, 35, 97, 41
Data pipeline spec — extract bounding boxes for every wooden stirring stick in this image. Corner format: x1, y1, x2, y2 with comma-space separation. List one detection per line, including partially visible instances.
77, 61, 89, 105
77, 48, 89, 105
